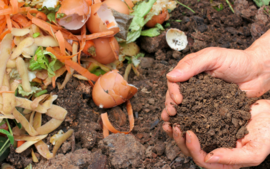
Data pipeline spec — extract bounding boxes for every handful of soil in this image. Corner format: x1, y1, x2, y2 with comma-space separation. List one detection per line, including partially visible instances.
170, 73, 259, 153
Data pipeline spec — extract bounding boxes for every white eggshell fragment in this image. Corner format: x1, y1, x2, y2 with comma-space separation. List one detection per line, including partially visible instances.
166, 28, 188, 51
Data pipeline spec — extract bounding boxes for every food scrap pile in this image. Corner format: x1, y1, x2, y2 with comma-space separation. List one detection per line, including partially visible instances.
0, 0, 177, 164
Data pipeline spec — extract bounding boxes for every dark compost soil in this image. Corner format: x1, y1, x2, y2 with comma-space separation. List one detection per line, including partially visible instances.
170, 74, 258, 153
3, 0, 270, 169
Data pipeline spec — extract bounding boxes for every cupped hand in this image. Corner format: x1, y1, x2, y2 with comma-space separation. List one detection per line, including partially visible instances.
169, 100, 270, 169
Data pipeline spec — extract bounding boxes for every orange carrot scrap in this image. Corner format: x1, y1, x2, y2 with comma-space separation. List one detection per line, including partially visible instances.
0, 0, 7, 8
17, 141, 25, 147
76, 31, 114, 40
78, 25, 87, 64
27, 9, 38, 20
52, 76, 56, 88
46, 47, 75, 60
83, 40, 95, 56
0, 20, 6, 35
12, 13, 32, 28
10, 0, 18, 14
109, 37, 119, 60
11, 20, 20, 28
64, 59, 99, 86
5, 15, 11, 30
36, 12, 47, 21
0, 29, 10, 40
101, 100, 134, 138
55, 31, 66, 55
0, 91, 15, 94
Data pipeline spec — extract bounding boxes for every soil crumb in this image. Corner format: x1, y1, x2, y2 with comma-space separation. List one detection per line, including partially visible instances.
170, 73, 259, 153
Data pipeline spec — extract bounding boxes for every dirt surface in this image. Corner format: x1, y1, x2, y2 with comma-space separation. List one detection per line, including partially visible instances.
170, 74, 258, 153
3, 0, 270, 168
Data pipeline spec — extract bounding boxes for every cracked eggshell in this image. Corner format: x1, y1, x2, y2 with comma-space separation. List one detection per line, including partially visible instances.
92, 70, 138, 108
86, 3, 119, 35
56, 0, 91, 30
166, 28, 188, 51
92, 37, 119, 65
104, 0, 130, 15
146, 9, 169, 28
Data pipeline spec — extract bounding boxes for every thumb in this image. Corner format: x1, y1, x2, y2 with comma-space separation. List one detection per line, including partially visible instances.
167, 47, 223, 82
204, 144, 267, 166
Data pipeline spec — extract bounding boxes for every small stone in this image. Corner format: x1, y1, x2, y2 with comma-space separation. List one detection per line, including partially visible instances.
153, 142, 165, 156
162, 164, 171, 169
152, 152, 158, 158
172, 51, 181, 59
144, 109, 151, 113
165, 140, 180, 161
98, 133, 145, 168
140, 31, 168, 53
61, 141, 71, 153
146, 146, 153, 158
148, 98, 155, 105
140, 57, 154, 69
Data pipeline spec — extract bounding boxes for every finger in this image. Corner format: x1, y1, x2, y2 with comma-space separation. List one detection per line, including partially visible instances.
167, 80, 182, 104
162, 122, 173, 138
161, 108, 170, 121
165, 91, 177, 116
172, 124, 190, 156
204, 143, 267, 167
167, 47, 223, 82
185, 131, 239, 169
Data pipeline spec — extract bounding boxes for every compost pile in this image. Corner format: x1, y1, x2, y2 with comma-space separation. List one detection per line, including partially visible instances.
170, 74, 260, 153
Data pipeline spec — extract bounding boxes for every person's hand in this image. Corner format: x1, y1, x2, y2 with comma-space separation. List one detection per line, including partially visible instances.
170, 100, 270, 169
162, 29, 270, 131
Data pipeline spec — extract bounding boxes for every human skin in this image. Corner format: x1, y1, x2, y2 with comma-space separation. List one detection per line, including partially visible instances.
161, 29, 270, 168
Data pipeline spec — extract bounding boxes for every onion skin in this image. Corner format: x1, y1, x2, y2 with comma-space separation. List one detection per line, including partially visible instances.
92, 70, 138, 108
146, 9, 169, 28
92, 37, 119, 64
103, 0, 130, 15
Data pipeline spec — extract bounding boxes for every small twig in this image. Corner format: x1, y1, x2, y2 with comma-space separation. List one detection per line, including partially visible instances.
226, 0, 235, 13
176, 1, 195, 13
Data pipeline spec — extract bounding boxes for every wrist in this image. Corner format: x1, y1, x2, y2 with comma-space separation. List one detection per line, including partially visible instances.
245, 30, 270, 95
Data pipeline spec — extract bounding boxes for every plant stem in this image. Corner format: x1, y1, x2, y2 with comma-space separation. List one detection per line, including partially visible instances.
176, 1, 195, 13
5, 119, 12, 136
226, 0, 234, 13
0, 139, 9, 154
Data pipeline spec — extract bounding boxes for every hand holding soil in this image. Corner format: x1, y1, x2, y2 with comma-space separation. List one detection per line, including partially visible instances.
162, 29, 270, 168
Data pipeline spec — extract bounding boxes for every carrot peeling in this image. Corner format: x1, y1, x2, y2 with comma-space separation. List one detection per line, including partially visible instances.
52, 76, 56, 88
36, 12, 47, 21
17, 140, 25, 147
101, 100, 134, 138
64, 59, 99, 86
5, 15, 11, 30
76, 31, 114, 40
10, 0, 18, 14
55, 31, 66, 55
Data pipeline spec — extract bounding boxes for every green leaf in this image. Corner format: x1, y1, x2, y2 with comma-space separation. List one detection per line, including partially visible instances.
132, 53, 144, 67
0, 129, 14, 145
253, 0, 270, 7
34, 90, 47, 97
126, 0, 157, 43
0, 136, 10, 162
56, 13, 65, 19
13, 120, 22, 129
18, 85, 42, 97
91, 69, 106, 76
29, 47, 63, 77
212, 3, 224, 11
25, 163, 32, 169
33, 32, 40, 38
141, 23, 164, 37
47, 12, 56, 23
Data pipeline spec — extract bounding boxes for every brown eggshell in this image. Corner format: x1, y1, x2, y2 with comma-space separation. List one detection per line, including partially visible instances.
56, 0, 91, 30
58, 0, 89, 16
103, 0, 130, 15
86, 3, 119, 35
92, 70, 138, 108
92, 77, 116, 108
124, 0, 134, 9
145, 9, 169, 28
92, 37, 119, 65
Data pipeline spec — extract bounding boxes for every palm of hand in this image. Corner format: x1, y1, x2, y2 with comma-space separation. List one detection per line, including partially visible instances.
181, 100, 270, 169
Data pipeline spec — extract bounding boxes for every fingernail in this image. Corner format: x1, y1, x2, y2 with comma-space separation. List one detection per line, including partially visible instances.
167, 70, 181, 78
186, 131, 191, 143
205, 156, 220, 163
